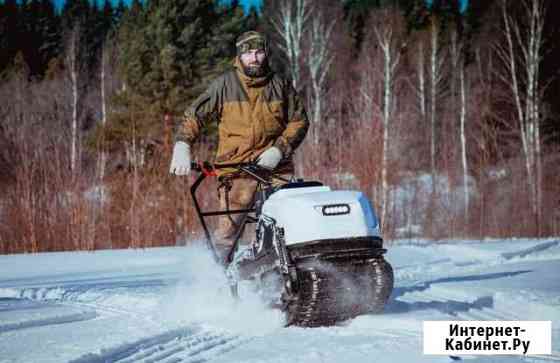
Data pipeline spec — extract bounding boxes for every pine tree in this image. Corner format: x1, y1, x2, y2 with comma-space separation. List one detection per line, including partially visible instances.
431, 0, 463, 34
101, 0, 115, 32
210, 0, 247, 70
0, 0, 20, 76
16, 0, 61, 78
400, 0, 431, 31
100, 0, 147, 150
243, 5, 259, 31
86, 0, 107, 67
117, 0, 219, 112
38, 0, 61, 75
463, 0, 498, 40
103, 0, 241, 165
113, 0, 126, 25
61, 0, 89, 30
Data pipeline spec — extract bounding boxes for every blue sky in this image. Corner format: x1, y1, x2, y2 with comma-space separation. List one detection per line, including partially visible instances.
237, 0, 261, 12
53, 0, 263, 13
53, 0, 468, 14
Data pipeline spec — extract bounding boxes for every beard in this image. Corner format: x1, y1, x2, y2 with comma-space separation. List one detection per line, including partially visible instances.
241, 60, 269, 78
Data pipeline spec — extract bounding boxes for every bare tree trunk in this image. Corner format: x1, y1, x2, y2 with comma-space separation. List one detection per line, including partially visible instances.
425, 18, 446, 236
418, 42, 426, 120
459, 61, 469, 220
535, 113, 542, 235
429, 18, 444, 188
373, 9, 403, 231
272, 0, 311, 92
72, 70, 78, 173
308, 12, 335, 145
497, 0, 545, 234
356, 50, 380, 208
130, 119, 140, 248
451, 30, 470, 223
66, 25, 81, 175
99, 46, 107, 182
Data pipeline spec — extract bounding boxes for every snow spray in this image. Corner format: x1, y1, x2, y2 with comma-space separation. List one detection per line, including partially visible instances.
159, 241, 283, 334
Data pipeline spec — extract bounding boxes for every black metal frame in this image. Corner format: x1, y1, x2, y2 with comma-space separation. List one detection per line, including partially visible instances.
189, 161, 287, 265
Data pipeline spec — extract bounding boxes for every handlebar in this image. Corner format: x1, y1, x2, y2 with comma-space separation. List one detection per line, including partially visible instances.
190, 161, 253, 171
189, 161, 276, 183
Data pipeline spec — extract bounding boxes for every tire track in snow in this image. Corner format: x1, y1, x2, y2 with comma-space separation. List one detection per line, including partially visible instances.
0, 310, 98, 334
393, 279, 523, 321
179, 334, 247, 363
393, 239, 560, 286
0, 285, 158, 322
69, 327, 245, 363
501, 240, 560, 260
69, 327, 197, 363
390, 259, 532, 320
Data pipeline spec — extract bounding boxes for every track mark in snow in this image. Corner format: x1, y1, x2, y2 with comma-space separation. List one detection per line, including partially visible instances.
0, 297, 54, 312
70, 327, 244, 363
390, 280, 520, 320
0, 310, 97, 333
180, 334, 246, 363
388, 293, 494, 317
501, 240, 560, 260
0, 286, 158, 323
69, 327, 199, 363
394, 270, 532, 298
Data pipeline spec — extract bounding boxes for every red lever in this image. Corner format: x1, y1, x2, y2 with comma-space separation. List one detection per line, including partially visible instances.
200, 162, 217, 177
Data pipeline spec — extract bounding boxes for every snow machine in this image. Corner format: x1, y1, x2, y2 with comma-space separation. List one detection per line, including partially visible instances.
189, 162, 394, 327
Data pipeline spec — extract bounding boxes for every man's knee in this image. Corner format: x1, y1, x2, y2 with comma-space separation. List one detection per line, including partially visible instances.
215, 218, 236, 243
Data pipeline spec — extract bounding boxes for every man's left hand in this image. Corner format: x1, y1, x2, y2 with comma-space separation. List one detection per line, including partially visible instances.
257, 147, 282, 170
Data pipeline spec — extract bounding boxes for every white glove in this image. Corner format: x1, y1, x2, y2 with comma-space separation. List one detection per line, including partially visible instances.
169, 141, 191, 175
257, 146, 282, 170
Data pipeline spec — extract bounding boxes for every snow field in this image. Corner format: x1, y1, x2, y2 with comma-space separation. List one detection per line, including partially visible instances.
0, 238, 558, 362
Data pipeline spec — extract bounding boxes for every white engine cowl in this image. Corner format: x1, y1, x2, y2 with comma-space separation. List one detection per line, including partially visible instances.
261, 186, 381, 246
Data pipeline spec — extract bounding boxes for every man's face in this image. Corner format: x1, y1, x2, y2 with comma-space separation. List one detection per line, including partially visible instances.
239, 49, 267, 77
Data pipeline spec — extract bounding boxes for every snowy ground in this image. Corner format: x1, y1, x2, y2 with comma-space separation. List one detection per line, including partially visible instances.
0, 238, 559, 363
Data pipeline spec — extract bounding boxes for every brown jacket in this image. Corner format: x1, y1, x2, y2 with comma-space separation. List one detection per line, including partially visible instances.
176, 58, 309, 174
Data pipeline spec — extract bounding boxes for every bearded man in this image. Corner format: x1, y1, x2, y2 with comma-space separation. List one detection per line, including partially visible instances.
169, 31, 309, 255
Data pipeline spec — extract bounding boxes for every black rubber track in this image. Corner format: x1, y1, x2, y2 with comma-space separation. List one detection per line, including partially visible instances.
285, 256, 394, 327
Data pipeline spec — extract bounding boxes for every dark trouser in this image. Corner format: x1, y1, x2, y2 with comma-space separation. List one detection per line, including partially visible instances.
215, 174, 291, 256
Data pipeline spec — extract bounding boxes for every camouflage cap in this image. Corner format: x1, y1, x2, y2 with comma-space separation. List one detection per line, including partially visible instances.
236, 31, 268, 55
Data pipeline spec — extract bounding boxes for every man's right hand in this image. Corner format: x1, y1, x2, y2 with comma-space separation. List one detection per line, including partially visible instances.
169, 141, 191, 175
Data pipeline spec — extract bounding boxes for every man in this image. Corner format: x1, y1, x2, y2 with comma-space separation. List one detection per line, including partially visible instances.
169, 31, 309, 254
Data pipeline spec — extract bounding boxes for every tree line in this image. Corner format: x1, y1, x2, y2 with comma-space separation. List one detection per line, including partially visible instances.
0, 0, 558, 253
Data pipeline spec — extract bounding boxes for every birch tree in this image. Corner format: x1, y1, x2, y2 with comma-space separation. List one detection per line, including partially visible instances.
99, 44, 108, 181
495, 0, 546, 233
65, 24, 82, 175
450, 29, 470, 221
97, 38, 120, 185
371, 8, 405, 231
408, 30, 430, 142
307, 8, 335, 144
272, 0, 311, 92
428, 16, 447, 186
416, 38, 427, 123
